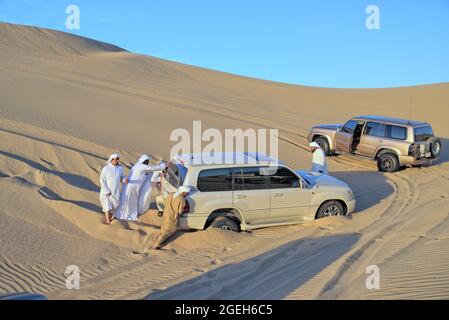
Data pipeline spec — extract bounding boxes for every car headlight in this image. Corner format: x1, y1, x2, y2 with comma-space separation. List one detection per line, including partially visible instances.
346, 188, 354, 200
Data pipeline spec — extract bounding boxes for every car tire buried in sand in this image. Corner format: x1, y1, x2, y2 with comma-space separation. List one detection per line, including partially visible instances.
313, 136, 331, 156
377, 153, 400, 173
316, 200, 345, 219
427, 137, 442, 159
210, 216, 239, 232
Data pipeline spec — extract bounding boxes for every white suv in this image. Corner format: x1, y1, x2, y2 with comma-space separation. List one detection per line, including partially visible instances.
156, 152, 355, 232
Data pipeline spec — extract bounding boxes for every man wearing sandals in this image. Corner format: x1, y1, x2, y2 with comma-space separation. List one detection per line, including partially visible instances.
99, 154, 128, 224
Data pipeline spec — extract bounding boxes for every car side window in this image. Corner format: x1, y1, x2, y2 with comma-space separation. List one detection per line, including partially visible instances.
233, 167, 268, 191
386, 125, 407, 140
268, 167, 300, 189
342, 120, 358, 134
364, 122, 385, 137
414, 125, 434, 142
197, 168, 233, 192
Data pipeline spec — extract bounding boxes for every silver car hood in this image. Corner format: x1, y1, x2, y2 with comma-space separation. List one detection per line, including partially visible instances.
312, 124, 341, 131
296, 170, 349, 188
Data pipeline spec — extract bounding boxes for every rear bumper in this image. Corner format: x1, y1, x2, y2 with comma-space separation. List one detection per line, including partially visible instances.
156, 194, 208, 230
399, 155, 434, 166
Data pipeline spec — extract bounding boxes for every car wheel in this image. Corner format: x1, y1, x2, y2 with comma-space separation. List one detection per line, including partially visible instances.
427, 137, 441, 159
377, 153, 400, 173
316, 200, 345, 219
314, 136, 331, 156
210, 216, 239, 232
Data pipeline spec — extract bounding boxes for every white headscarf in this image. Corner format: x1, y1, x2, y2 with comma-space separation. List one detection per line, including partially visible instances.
178, 186, 191, 194
309, 142, 321, 149
174, 185, 191, 198
138, 154, 151, 163
107, 153, 120, 164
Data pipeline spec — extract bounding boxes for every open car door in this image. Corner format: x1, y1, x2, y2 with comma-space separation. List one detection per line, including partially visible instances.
335, 119, 357, 153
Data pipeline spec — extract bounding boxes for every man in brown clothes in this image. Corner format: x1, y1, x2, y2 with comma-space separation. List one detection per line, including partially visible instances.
150, 186, 191, 250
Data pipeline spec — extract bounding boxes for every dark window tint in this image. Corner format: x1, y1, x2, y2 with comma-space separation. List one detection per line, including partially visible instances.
414, 126, 434, 142
166, 162, 187, 188
268, 167, 300, 189
234, 167, 268, 191
197, 168, 233, 192
364, 122, 385, 137
386, 125, 407, 140
342, 120, 358, 134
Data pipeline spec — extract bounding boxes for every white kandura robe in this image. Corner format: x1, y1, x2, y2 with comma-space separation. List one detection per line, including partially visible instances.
311, 148, 329, 175
115, 163, 165, 221
137, 172, 154, 215
151, 170, 163, 183
137, 170, 164, 214
99, 164, 125, 212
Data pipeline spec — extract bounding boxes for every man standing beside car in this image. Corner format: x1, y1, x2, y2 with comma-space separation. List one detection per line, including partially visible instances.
309, 142, 328, 175
149, 186, 191, 250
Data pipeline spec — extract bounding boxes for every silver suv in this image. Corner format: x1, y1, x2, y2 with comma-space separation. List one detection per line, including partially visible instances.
308, 115, 442, 172
156, 152, 355, 232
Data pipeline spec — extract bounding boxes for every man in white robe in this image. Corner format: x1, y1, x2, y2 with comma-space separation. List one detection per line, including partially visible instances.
138, 160, 167, 215
310, 142, 329, 175
115, 155, 165, 221
99, 154, 128, 224
151, 160, 166, 191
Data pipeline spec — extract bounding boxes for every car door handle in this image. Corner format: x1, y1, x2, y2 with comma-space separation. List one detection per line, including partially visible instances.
234, 195, 247, 199
272, 193, 284, 197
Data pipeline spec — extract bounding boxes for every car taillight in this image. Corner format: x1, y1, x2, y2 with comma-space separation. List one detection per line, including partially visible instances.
182, 200, 190, 214
408, 143, 416, 156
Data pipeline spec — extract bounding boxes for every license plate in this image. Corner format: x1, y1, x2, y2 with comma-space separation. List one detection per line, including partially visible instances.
425, 152, 431, 158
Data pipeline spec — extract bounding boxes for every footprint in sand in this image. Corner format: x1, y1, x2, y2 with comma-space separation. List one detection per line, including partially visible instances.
40, 158, 55, 167
137, 229, 147, 236
132, 250, 148, 257
194, 267, 209, 273
210, 258, 222, 265
222, 246, 232, 252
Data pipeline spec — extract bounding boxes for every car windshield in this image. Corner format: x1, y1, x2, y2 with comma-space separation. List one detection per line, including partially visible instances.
414, 125, 434, 142
342, 120, 358, 134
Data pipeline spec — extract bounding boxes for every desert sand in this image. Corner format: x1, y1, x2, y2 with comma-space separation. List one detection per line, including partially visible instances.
0, 22, 448, 299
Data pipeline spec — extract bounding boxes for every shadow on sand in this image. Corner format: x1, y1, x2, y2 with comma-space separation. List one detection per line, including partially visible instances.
0, 150, 100, 192
0, 128, 133, 169
0, 150, 103, 213
331, 171, 394, 212
434, 137, 449, 165
38, 186, 102, 212
145, 233, 360, 300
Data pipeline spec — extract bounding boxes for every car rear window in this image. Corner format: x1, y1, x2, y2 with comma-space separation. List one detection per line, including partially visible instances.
386, 125, 407, 140
165, 162, 187, 188
414, 125, 434, 142
197, 168, 233, 192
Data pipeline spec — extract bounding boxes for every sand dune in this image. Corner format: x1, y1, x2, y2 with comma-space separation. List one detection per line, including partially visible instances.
1, 22, 448, 299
